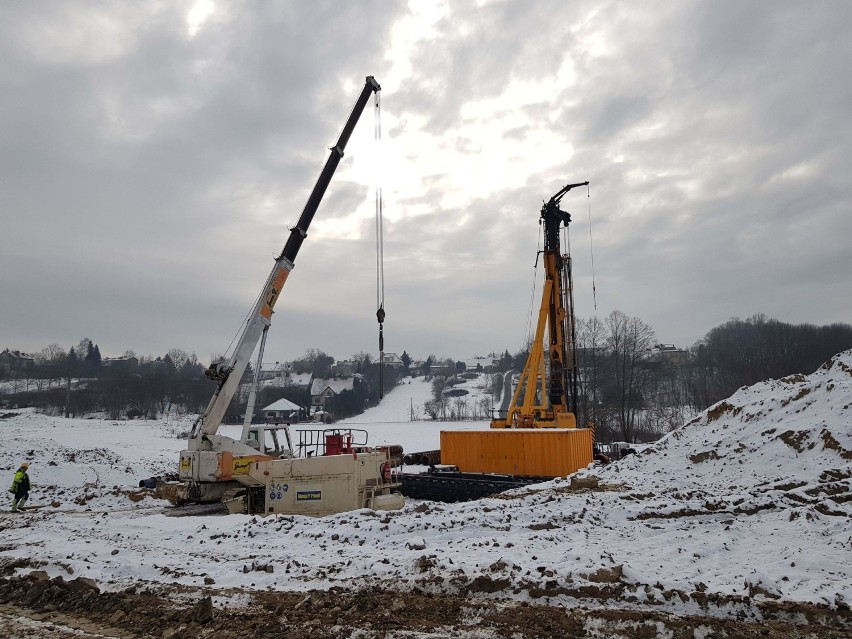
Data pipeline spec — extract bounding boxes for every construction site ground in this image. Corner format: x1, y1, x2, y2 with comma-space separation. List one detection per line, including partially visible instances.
0, 570, 850, 638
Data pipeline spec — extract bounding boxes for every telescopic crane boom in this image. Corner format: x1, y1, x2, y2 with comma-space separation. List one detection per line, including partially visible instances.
188, 76, 381, 448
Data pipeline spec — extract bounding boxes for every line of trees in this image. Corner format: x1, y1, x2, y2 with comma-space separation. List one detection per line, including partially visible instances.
2, 314, 850, 434
571, 312, 852, 443
0, 342, 400, 422
422, 372, 495, 421
681, 314, 852, 407
0, 341, 214, 419
447, 312, 852, 443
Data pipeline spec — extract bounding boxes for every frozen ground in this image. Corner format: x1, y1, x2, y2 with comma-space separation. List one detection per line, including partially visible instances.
1, 356, 851, 637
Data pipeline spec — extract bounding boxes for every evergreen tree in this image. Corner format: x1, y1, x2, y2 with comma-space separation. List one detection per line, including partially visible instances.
91, 344, 102, 370
83, 341, 102, 374
162, 353, 176, 378
67, 347, 78, 377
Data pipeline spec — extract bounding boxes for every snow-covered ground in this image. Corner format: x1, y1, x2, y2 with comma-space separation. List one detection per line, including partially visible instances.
338, 373, 491, 451
1, 355, 850, 620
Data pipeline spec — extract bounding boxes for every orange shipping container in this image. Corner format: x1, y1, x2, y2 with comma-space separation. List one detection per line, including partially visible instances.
440, 429, 593, 477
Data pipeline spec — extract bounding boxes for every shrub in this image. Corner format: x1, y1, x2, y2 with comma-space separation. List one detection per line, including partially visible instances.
443, 388, 469, 398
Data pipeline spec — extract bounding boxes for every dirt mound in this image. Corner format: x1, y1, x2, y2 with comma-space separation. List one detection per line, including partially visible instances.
0, 574, 849, 639
598, 349, 852, 508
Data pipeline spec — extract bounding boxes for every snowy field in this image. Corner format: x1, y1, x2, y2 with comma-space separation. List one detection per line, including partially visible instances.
1, 356, 851, 624
337, 374, 491, 457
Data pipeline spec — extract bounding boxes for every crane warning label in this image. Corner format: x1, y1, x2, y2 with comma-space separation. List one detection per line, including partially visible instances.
296, 490, 321, 501
261, 266, 290, 320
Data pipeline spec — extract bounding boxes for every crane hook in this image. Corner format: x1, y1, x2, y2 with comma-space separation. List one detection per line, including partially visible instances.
377, 305, 385, 398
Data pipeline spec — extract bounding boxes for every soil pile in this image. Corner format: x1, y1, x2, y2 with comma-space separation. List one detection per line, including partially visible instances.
594, 348, 852, 519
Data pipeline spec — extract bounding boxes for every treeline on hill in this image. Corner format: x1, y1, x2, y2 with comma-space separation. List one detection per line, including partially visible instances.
568, 312, 852, 442
0, 340, 399, 422
1, 315, 850, 439
449, 312, 849, 443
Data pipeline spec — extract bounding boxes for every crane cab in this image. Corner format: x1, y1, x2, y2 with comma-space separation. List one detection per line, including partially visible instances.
244, 424, 293, 458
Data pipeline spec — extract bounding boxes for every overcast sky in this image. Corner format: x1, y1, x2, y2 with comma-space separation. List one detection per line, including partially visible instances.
1, 0, 850, 365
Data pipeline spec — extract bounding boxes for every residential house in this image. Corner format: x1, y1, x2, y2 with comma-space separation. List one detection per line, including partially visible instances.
262, 398, 305, 423
0, 349, 35, 377
102, 356, 139, 373
260, 362, 312, 389
380, 352, 404, 369
331, 360, 354, 377
463, 357, 491, 372
259, 361, 290, 381
645, 344, 688, 366
310, 377, 356, 411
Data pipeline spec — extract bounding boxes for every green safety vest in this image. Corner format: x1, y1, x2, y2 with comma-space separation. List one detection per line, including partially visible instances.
10, 469, 28, 493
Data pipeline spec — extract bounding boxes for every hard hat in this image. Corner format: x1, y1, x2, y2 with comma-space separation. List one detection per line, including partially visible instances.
21, 462, 30, 468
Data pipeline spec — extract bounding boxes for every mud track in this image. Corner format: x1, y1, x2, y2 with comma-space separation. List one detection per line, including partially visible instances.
0, 573, 849, 638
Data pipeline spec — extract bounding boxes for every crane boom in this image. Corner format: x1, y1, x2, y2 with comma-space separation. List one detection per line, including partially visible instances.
188, 76, 381, 446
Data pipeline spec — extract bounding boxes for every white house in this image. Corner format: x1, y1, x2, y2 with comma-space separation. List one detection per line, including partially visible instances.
260, 362, 312, 389
463, 357, 491, 372
262, 398, 304, 423
310, 377, 356, 410
259, 361, 290, 380
380, 352, 404, 369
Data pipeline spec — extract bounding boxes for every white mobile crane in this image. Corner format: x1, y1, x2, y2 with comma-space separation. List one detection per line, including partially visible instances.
172, 76, 403, 516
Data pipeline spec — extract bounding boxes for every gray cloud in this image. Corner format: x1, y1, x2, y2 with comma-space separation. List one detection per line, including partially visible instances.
1, 0, 850, 365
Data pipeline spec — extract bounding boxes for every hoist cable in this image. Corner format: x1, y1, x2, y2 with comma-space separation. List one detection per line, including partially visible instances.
373, 90, 386, 398
224, 287, 264, 362
524, 224, 542, 349
586, 183, 597, 310
375, 91, 385, 310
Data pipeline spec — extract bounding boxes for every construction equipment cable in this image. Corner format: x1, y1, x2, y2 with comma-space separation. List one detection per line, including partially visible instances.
587, 182, 597, 310
525, 224, 542, 350
374, 89, 386, 398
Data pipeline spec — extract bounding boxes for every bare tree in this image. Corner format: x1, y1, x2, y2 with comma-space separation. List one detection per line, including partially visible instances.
350, 351, 373, 373
293, 348, 334, 377
35, 343, 66, 388
576, 316, 607, 434
167, 348, 190, 371
606, 310, 657, 442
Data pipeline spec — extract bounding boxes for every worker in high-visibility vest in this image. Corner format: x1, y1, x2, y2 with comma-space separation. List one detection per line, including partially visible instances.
9, 462, 30, 512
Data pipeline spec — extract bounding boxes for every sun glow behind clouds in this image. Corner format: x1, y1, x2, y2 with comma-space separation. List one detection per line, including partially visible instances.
366, 0, 577, 219
186, 0, 215, 38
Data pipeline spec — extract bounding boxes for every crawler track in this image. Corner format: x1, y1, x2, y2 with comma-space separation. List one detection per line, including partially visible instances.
400, 471, 551, 502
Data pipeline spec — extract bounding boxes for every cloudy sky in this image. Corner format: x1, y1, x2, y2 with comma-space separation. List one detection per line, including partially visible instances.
1, 0, 850, 365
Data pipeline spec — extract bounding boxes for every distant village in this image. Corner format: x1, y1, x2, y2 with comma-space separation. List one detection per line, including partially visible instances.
245, 352, 516, 421
1, 344, 688, 433
4, 312, 849, 441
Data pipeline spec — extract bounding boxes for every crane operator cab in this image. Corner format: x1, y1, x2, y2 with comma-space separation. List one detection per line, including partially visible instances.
244, 424, 294, 459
